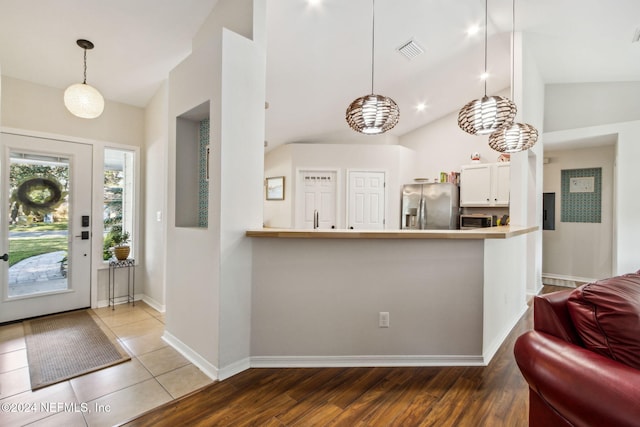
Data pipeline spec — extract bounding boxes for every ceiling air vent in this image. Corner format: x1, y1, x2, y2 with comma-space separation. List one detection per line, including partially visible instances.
397, 39, 424, 60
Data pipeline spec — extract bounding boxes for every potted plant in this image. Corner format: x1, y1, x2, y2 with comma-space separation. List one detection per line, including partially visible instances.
109, 225, 131, 260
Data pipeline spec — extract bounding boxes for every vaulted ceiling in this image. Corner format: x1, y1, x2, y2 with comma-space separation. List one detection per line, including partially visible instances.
1, 0, 639, 149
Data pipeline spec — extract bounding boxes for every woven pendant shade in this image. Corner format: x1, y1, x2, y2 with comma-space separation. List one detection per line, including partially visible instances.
488, 122, 538, 152
458, 95, 516, 135
458, 0, 516, 136
346, 94, 400, 135
345, 0, 399, 135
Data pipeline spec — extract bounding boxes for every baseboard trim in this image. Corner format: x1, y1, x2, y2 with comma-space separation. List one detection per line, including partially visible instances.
95, 295, 142, 309
219, 357, 251, 380
141, 295, 165, 313
250, 354, 485, 368
483, 304, 528, 364
527, 282, 544, 296
542, 273, 596, 288
162, 331, 219, 381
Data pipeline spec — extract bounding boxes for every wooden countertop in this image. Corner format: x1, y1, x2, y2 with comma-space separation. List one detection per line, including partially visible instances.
246, 225, 538, 240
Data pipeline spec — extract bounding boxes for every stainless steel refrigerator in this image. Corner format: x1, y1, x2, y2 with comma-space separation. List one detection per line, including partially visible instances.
401, 183, 459, 230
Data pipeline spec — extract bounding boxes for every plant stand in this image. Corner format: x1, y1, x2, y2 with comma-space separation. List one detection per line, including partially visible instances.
108, 258, 135, 310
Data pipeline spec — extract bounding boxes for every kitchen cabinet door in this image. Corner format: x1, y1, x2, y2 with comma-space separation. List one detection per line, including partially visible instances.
460, 164, 492, 206
493, 163, 510, 206
460, 163, 510, 207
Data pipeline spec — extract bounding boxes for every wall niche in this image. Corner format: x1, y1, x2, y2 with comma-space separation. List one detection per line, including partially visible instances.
175, 101, 210, 228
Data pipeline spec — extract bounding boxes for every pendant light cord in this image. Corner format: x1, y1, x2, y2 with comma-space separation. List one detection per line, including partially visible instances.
511, 0, 515, 100
371, 0, 376, 94
483, 0, 488, 96
83, 48, 88, 84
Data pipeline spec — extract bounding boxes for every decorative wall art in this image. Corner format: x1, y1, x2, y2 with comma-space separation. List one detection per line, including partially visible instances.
266, 176, 284, 201
198, 118, 210, 227
561, 168, 601, 223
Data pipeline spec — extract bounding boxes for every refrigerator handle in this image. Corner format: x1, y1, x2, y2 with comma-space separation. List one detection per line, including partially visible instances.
418, 196, 424, 229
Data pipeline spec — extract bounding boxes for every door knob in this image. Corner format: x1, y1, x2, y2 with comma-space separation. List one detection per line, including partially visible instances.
1, 253, 8, 262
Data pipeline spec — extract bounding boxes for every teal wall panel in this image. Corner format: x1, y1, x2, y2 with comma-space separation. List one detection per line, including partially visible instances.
561, 168, 601, 223
198, 118, 210, 227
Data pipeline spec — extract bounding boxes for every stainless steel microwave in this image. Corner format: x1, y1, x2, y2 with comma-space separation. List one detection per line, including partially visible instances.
460, 214, 495, 229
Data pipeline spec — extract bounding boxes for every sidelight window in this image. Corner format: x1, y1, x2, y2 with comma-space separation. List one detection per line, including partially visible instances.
103, 148, 135, 260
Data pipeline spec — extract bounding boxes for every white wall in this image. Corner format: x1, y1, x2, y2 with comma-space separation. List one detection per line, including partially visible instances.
544, 82, 640, 133
516, 32, 545, 295
164, 0, 265, 379
218, 25, 266, 373
263, 144, 293, 228
143, 81, 169, 310
542, 145, 615, 281
483, 235, 528, 361
264, 143, 415, 230
616, 123, 640, 274
1, 76, 144, 147
546, 121, 640, 276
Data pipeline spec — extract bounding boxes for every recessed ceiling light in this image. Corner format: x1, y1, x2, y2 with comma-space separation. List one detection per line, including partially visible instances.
467, 24, 481, 36
308, 0, 322, 6
416, 102, 427, 112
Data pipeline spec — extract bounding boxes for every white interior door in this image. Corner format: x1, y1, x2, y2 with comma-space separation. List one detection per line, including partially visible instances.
348, 171, 385, 230
0, 133, 92, 322
297, 171, 337, 229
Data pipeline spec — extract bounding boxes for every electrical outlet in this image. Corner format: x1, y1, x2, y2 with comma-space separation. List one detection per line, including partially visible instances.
379, 312, 390, 328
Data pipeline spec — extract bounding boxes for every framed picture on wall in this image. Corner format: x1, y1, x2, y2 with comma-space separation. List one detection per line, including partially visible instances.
266, 176, 285, 200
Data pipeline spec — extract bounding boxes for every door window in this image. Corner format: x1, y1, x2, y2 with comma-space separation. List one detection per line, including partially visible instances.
1, 133, 92, 323
8, 152, 70, 297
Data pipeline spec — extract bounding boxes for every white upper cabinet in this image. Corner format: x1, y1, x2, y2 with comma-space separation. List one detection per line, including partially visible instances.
460, 163, 510, 207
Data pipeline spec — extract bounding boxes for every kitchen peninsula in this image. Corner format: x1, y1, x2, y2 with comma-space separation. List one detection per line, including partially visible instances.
247, 225, 537, 367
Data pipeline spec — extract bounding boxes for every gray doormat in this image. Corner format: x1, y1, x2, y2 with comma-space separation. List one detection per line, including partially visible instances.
24, 310, 131, 390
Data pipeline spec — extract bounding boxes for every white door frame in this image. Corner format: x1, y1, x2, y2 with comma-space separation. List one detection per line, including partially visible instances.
295, 168, 341, 229
1, 133, 92, 321
2, 128, 142, 311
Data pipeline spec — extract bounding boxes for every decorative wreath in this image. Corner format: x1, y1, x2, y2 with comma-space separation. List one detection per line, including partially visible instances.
16, 177, 64, 211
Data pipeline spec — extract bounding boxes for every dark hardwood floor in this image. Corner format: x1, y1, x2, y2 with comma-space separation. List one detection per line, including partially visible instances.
123, 285, 569, 427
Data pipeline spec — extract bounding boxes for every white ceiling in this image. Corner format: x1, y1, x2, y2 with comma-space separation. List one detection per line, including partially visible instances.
1, 0, 640, 150
0, 0, 217, 107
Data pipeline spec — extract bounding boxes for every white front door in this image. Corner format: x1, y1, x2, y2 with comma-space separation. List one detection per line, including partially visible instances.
296, 170, 337, 229
348, 171, 385, 230
0, 133, 92, 322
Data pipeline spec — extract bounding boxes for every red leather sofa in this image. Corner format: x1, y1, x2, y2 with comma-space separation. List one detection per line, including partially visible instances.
514, 273, 640, 427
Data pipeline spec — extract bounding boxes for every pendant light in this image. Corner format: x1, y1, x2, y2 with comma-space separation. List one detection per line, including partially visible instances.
458, 0, 516, 135
64, 39, 105, 119
488, 0, 538, 152
345, 0, 399, 135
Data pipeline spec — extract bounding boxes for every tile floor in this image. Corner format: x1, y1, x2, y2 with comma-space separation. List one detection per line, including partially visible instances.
0, 302, 214, 427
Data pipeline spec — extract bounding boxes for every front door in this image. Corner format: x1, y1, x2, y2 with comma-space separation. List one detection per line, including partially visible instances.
0, 133, 92, 323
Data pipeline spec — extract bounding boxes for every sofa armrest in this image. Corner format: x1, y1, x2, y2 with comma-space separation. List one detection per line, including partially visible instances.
514, 330, 640, 427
